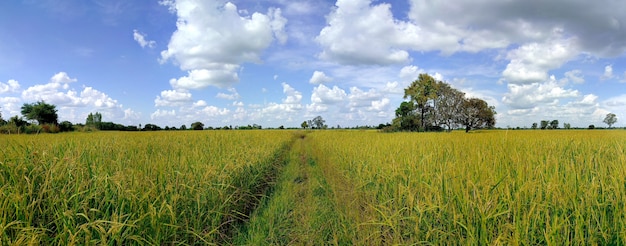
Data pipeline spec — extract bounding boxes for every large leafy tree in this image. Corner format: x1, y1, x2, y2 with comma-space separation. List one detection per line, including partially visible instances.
459, 98, 496, 133
312, 116, 325, 129
392, 101, 419, 131
404, 74, 439, 131
432, 82, 465, 131
603, 113, 617, 128
191, 121, 204, 130
393, 74, 496, 132
21, 101, 58, 125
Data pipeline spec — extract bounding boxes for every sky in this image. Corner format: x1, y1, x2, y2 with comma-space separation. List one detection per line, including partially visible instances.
1, 0, 625, 129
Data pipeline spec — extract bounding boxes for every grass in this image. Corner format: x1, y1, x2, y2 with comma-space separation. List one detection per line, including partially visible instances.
1, 129, 625, 244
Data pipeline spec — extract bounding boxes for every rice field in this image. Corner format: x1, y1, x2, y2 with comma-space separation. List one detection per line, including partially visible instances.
0, 131, 294, 244
1, 129, 626, 244
307, 130, 626, 245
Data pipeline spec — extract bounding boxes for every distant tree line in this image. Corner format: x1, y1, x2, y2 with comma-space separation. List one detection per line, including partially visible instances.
387, 73, 496, 133
527, 113, 619, 130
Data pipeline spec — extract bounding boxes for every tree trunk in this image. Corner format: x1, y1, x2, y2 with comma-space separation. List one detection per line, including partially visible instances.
465, 125, 470, 133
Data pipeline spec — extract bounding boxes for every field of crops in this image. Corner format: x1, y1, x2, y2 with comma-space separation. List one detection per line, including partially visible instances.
1, 129, 626, 244
307, 130, 626, 245
0, 131, 294, 244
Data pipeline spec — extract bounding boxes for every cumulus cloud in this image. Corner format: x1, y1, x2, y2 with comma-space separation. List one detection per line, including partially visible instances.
0, 79, 20, 93
564, 70, 585, 84
311, 84, 347, 104
316, 0, 414, 65
216, 88, 240, 100
0, 97, 21, 116
281, 82, 303, 105
133, 29, 156, 48
309, 71, 333, 84
502, 76, 579, 109
501, 37, 579, 84
151, 109, 176, 119
602, 65, 614, 80
155, 89, 193, 107
50, 72, 77, 84
160, 0, 287, 89
3, 72, 138, 124
259, 83, 303, 119
399, 65, 421, 82
169, 67, 239, 89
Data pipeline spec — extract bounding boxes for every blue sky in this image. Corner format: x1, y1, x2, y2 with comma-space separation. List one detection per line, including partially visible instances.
1, 0, 625, 128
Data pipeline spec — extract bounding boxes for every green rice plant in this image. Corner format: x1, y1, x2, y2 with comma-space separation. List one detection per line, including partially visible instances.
0, 130, 294, 244
308, 130, 626, 245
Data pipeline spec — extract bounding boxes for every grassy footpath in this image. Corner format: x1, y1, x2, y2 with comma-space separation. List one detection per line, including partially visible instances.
234, 133, 352, 245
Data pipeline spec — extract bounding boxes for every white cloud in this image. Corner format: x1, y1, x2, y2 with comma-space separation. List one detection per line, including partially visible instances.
268, 7, 288, 44
190, 100, 206, 108
369, 97, 390, 112
160, 1, 286, 89
564, 70, 585, 84
133, 29, 156, 49
259, 83, 303, 119
309, 71, 333, 84
216, 88, 240, 100
316, 0, 414, 65
155, 89, 192, 107
11, 72, 137, 124
602, 65, 614, 80
281, 82, 303, 105
348, 87, 381, 108
0, 79, 20, 93
50, 72, 77, 84
0, 97, 21, 117
399, 65, 421, 82
169, 67, 239, 89
311, 84, 347, 104
501, 37, 579, 84
123, 108, 141, 121
502, 76, 579, 109
151, 109, 176, 119
80, 87, 120, 108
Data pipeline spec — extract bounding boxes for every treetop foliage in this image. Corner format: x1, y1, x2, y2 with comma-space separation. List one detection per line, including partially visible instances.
391, 73, 496, 132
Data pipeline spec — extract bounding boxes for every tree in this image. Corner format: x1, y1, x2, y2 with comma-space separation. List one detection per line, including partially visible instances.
86, 112, 103, 129
180, 124, 187, 130
143, 124, 161, 131
301, 121, 308, 129
8, 115, 27, 127
404, 74, 439, 131
191, 121, 204, 130
603, 113, 617, 128
540, 120, 549, 130
564, 123, 571, 129
312, 116, 325, 129
393, 101, 419, 131
549, 120, 559, 129
458, 98, 496, 133
531, 122, 538, 129
433, 82, 465, 131
21, 101, 58, 125
59, 121, 74, 132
